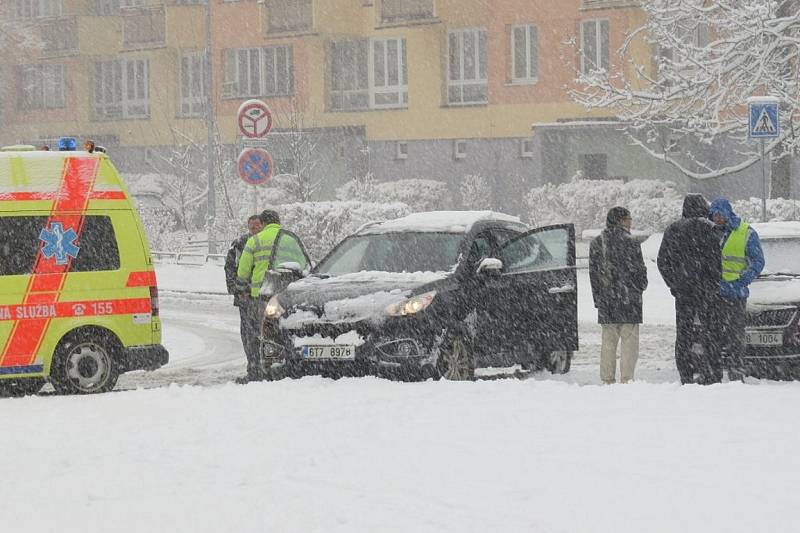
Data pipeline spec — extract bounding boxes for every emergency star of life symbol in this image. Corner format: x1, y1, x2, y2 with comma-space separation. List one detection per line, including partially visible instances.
39, 222, 80, 265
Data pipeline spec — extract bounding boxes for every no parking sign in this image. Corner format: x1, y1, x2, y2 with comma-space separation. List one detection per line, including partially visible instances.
237, 148, 273, 186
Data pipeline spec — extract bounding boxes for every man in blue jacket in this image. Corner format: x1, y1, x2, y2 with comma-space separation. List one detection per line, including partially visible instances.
709, 199, 765, 381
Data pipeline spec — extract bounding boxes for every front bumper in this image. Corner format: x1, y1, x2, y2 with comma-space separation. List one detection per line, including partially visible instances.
122, 344, 169, 372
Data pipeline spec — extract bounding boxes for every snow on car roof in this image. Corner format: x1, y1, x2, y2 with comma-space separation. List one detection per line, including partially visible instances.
358, 211, 523, 234
751, 222, 800, 239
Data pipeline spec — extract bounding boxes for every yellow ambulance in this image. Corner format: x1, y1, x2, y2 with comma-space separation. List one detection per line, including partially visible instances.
0, 140, 167, 395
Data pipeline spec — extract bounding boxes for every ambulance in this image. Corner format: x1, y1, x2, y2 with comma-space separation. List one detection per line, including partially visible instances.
0, 139, 167, 395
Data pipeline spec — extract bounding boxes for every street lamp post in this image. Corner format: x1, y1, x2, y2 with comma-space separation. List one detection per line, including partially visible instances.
205, 0, 217, 254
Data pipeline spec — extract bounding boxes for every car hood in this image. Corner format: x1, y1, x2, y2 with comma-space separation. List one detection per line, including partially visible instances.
278, 270, 450, 326
749, 277, 800, 309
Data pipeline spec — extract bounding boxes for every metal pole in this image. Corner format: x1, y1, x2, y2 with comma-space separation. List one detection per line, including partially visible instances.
205, 0, 217, 254
761, 139, 768, 222
252, 185, 258, 215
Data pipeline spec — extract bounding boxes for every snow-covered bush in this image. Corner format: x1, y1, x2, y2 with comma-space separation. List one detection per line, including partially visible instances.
337, 178, 450, 212
526, 179, 683, 234
278, 201, 410, 261
733, 198, 800, 222
459, 175, 494, 210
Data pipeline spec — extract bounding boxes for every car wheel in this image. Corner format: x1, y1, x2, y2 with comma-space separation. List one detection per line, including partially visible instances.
545, 350, 572, 374
437, 335, 475, 381
0, 378, 45, 397
51, 331, 120, 395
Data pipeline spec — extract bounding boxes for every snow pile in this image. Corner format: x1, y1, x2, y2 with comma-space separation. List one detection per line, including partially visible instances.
360, 211, 522, 234
338, 178, 451, 212
527, 178, 682, 234
292, 331, 365, 347
278, 201, 411, 261
2, 379, 799, 533
734, 198, 800, 223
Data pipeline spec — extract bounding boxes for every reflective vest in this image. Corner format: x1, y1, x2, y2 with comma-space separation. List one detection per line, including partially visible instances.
721, 222, 750, 282
236, 224, 281, 297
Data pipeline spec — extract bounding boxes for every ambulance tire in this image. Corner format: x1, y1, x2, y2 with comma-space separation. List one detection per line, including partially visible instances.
51, 328, 121, 395
0, 378, 45, 397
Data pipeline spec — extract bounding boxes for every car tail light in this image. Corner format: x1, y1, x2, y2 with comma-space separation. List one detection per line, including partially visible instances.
150, 286, 159, 317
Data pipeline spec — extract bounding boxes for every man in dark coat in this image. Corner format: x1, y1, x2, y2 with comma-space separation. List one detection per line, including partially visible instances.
224, 214, 263, 379
657, 194, 722, 384
589, 207, 649, 383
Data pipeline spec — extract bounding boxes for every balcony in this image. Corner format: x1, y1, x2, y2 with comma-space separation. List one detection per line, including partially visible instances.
40, 16, 78, 57
122, 6, 166, 50
581, 0, 640, 9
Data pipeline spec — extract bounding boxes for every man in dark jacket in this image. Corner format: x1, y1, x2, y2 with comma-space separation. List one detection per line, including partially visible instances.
589, 207, 649, 383
657, 194, 722, 384
709, 198, 764, 381
224, 214, 263, 377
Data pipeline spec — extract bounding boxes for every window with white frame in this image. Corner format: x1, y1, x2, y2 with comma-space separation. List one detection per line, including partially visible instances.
580, 19, 609, 75
14, 0, 63, 19
448, 28, 487, 105
123, 6, 166, 49
266, 0, 313, 34
454, 139, 467, 159
94, 58, 150, 120
17, 64, 65, 109
330, 40, 369, 111
370, 37, 407, 108
657, 22, 709, 77
180, 52, 206, 117
330, 38, 408, 111
41, 18, 78, 56
511, 24, 538, 83
222, 46, 294, 99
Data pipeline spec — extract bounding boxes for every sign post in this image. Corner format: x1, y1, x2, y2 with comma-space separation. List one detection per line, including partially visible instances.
236, 99, 274, 217
747, 96, 780, 222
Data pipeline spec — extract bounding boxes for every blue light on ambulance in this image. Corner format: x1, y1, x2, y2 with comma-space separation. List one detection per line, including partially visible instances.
58, 137, 77, 151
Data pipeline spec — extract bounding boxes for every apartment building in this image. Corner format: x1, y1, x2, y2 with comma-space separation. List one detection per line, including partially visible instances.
2, 0, 730, 209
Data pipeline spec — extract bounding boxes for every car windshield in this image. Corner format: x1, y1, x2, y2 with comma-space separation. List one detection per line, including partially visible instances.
760, 238, 800, 276
316, 232, 464, 276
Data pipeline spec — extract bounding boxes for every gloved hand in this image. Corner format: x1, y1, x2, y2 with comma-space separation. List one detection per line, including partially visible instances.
720, 280, 748, 300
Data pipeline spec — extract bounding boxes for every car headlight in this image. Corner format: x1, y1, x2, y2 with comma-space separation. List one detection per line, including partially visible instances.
264, 295, 285, 320
385, 291, 437, 317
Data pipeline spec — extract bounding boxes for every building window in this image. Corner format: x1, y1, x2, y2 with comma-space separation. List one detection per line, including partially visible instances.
123, 7, 166, 49
17, 64, 65, 110
14, 0, 63, 19
580, 19, 609, 75
454, 139, 467, 160
330, 38, 407, 111
330, 40, 369, 111
370, 37, 408, 108
266, 0, 313, 34
511, 24, 538, 84
173, 0, 207, 4
579, 153, 608, 180
179, 52, 206, 117
381, 0, 433, 23
520, 138, 534, 158
448, 28, 487, 105
91, 0, 144, 16
222, 46, 294, 99
395, 141, 408, 160
40, 18, 79, 57
94, 58, 150, 120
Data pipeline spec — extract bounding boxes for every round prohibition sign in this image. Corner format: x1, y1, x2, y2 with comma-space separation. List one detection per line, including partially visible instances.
237, 148, 273, 186
237, 99, 273, 139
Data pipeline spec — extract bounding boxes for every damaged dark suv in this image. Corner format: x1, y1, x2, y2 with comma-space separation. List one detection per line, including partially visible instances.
259, 211, 579, 381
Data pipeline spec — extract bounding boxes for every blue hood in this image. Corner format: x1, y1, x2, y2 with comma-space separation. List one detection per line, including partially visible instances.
709, 198, 741, 230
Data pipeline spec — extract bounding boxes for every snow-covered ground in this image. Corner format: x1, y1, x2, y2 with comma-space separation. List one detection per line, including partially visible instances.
3, 262, 799, 532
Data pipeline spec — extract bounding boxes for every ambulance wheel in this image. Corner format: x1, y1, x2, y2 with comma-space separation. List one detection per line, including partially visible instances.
51, 329, 121, 395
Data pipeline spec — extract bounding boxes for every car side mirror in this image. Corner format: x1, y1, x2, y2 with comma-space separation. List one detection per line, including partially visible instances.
276, 261, 304, 278
476, 257, 503, 275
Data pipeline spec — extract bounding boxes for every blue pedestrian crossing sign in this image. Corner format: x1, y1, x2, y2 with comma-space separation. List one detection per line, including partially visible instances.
748, 97, 780, 139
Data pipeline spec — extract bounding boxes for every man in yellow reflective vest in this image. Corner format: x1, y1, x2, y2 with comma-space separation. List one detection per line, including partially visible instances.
236, 209, 282, 382
709, 199, 764, 382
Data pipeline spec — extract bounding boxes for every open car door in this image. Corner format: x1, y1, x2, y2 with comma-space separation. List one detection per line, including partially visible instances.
259, 230, 311, 299
495, 223, 578, 355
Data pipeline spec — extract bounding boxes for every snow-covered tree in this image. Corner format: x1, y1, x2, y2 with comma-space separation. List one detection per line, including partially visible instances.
459, 174, 494, 210
278, 101, 322, 203
571, 0, 800, 187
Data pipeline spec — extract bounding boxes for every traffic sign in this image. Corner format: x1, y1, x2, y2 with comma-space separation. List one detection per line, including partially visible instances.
237, 99, 273, 139
748, 97, 780, 139
237, 147, 273, 186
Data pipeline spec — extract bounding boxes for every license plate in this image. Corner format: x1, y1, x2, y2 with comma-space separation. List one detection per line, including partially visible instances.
301, 345, 355, 360
746, 331, 783, 346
